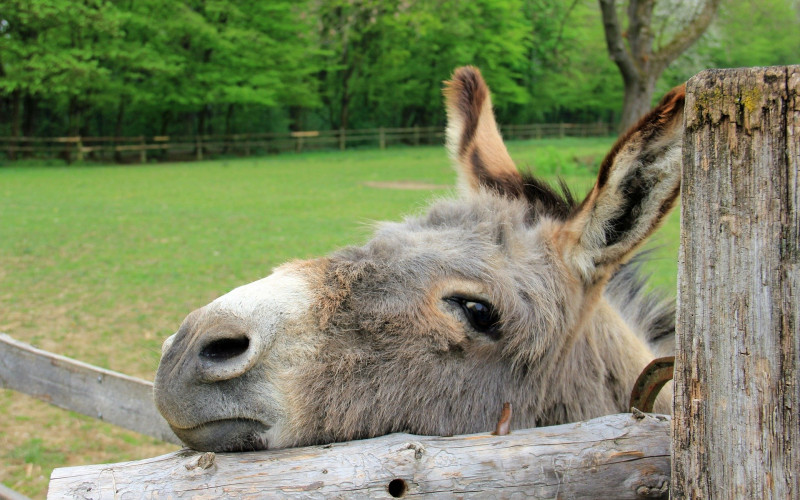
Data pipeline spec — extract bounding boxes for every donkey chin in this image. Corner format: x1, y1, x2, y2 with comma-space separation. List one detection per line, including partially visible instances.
171, 419, 272, 453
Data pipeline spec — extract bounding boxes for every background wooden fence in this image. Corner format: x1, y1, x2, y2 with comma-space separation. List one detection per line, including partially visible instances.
0, 123, 612, 164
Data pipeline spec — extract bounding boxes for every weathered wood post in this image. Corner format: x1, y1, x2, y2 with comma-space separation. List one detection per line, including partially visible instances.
195, 136, 203, 161
75, 136, 84, 162
673, 66, 799, 498
139, 135, 147, 164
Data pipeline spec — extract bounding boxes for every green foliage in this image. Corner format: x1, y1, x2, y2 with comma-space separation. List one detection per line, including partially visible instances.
0, 0, 796, 137
659, 0, 800, 95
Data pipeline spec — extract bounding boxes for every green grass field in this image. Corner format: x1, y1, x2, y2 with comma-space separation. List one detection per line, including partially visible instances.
0, 138, 680, 498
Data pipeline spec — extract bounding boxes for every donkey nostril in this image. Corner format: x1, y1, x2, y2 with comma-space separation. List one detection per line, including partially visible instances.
199, 337, 250, 361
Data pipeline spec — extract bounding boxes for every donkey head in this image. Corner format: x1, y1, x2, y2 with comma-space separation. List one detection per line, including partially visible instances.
154, 67, 685, 452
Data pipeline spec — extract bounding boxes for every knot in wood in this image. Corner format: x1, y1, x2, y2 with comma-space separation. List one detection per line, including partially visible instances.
405, 442, 425, 460
185, 452, 216, 471
635, 479, 669, 498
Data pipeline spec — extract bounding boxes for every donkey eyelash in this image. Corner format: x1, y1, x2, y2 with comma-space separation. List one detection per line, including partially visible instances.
445, 296, 502, 340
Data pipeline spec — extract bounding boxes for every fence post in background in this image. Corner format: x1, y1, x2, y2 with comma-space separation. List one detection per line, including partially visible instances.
6, 137, 16, 160
195, 136, 203, 161
673, 66, 799, 498
139, 136, 147, 164
228, 134, 236, 155
153, 136, 169, 161
379, 127, 386, 149
75, 137, 84, 162
339, 128, 346, 151
559, 123, 566, 138
413, 125, 420, 146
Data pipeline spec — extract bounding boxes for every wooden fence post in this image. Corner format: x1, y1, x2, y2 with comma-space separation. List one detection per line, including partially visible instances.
339, 127, 346, 150
139, 136, 147, 164
154, 135, 169, 161
75, 136, 84, 162
379, 126, 386, 149
673, 66, 799, 498
7, 137, 17, 160
195, 136, 203, 161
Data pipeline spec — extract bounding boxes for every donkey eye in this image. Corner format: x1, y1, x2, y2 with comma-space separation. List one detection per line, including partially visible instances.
447, 297, 501, 340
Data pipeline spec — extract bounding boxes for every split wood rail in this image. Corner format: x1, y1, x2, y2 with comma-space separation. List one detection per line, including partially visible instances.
1, 65, 796, 498
0, 123, 612, 163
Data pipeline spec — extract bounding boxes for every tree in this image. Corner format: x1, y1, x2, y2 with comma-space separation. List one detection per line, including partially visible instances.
517, 1, 623, 124
311, 0, 530, 130
598, 0, 720, 130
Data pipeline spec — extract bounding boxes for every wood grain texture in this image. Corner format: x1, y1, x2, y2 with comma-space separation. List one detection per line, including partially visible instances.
48, 413, 670, 499
0, 333, 180, 445
673, 66, 800, 498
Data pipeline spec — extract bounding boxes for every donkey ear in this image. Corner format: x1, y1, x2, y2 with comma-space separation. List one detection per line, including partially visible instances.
561, 85, 686, 284
444, 66, 522, 196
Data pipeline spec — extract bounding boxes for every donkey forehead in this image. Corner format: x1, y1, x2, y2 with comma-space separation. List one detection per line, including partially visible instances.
340, 194, 562, 288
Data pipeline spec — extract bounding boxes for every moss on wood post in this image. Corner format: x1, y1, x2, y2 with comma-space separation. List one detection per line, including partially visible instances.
673, 66, 800, 498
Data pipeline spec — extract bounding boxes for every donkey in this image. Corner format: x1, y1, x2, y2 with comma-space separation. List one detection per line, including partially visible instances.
154, 67, 685, 452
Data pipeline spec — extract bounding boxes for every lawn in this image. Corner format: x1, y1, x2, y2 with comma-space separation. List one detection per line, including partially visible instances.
0, 138, 680, 498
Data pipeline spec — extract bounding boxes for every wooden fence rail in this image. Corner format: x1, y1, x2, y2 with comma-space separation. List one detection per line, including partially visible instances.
47, 413, 671, 499
0, 123, 612, 164
0, 333, 180, 445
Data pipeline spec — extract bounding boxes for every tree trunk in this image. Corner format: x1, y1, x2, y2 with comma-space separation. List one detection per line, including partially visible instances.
160, 110, 171, 136
598, 0, 720, 131
197, 106, 206, 136
22, 93, 38, 138
224, 103, 234, 136
10, 90, 21, 137
289, 105, 303, 132
67, 96, 80, 137
8, 90, 21, 160
114, 98, 126, 163
339, 90, 350, 130
673, 66, 800, 498
619, 75, 658, 133
196, 106, 209, 157
223, 104, 234, 154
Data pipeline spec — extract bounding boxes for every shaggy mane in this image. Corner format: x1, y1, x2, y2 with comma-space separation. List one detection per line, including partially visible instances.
520, 173, 577, 222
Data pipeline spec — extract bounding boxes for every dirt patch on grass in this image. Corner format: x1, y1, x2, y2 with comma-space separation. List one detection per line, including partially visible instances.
363, 181, 450, 190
